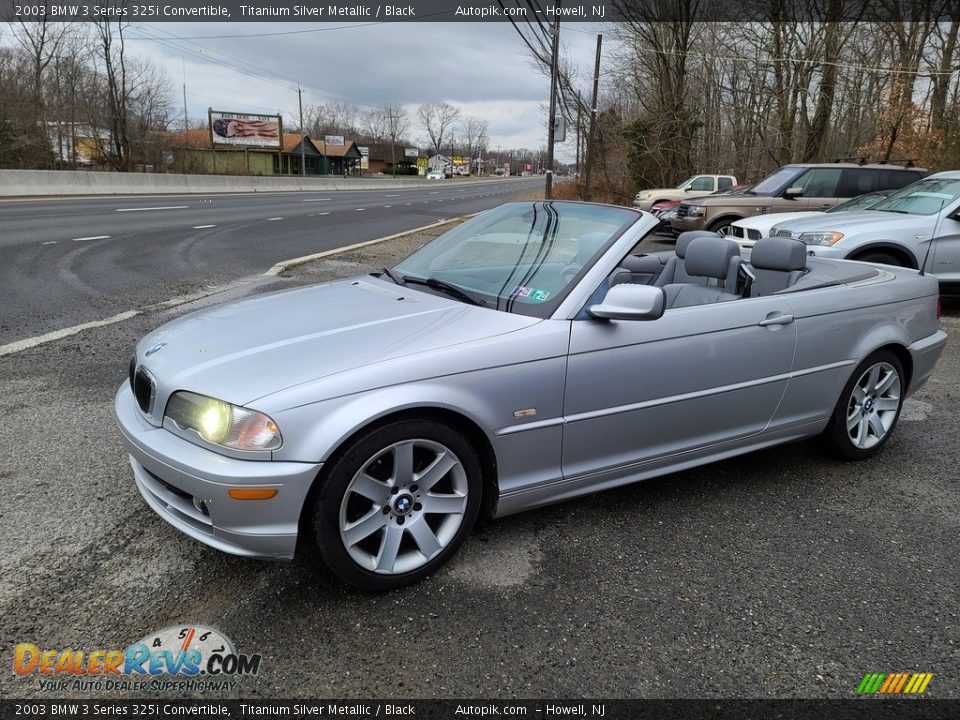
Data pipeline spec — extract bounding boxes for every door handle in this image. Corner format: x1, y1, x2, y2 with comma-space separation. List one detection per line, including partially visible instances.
758, 314, 795, 327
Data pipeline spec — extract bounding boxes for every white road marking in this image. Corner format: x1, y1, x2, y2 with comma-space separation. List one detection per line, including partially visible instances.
192, 225, 216, 229
302, 198, 331, 202
316, 212, 330, 216
267, 217, 283, 221
384, 205, 392, 208
42, 241, 58, 245
429, 191, 439, 195
0, 311, 140, 358
405, 203, 412, 206
384, 194, 400, 197
115, 206, 188, 212
355, 208, 365, 211
71, 235, 110, 242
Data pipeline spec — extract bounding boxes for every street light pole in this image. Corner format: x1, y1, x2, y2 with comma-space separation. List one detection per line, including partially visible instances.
297, 84, 305, 177
544, 16, 560, 199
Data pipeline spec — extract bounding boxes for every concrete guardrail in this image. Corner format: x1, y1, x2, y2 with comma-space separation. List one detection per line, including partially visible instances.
0, 169, 512, 198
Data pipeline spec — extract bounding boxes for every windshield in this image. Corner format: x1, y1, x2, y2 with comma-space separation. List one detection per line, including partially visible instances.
675, 177, 695, 189
749, 166, 805, 196
869, 178, 960, 215
827, 191, 890, 213
393, 202, 637, 318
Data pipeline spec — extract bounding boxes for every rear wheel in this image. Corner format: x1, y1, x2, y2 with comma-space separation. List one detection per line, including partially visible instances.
821, 350, 905, 460
310, 420, 482, 590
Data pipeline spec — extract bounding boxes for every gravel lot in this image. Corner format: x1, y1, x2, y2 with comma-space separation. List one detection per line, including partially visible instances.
1, 220, 958, 701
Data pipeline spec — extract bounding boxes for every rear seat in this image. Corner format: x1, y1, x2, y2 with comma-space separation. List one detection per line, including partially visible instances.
654, 231, 723, 287
748, 237, 808, 296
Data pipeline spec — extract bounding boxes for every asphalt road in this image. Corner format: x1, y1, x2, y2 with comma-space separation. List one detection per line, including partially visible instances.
0, 177, 541, 344
0, 223, 958, 701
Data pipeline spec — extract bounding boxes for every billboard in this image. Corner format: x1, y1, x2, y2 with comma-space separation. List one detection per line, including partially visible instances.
358, 146, 369, 170
210, 111, 281, 148
404, 147, 419, 158
324, 135, 345, 146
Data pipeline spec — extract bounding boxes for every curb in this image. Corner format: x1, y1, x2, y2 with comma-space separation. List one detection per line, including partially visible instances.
263, 214, 477, 276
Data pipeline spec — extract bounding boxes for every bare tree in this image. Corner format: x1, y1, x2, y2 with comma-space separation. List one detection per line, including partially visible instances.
460, 116, 488, 173
417, 102, 460, 158
382, 104, 408, 176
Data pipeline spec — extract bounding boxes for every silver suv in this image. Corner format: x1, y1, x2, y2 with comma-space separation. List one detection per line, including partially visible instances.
768, 171, 960, 282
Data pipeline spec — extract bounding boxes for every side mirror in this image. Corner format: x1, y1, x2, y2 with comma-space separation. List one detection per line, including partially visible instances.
589, 284, 666, 321
784, 187, 804, 199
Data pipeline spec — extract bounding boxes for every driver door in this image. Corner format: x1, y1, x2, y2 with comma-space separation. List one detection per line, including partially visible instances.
562, 297, 797, 481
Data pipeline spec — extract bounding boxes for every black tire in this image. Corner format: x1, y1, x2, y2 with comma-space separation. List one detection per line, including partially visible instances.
310, 419, 482, 591
855, 251, 902, 267
821, 350, 905, 460
707, 217, 735, 234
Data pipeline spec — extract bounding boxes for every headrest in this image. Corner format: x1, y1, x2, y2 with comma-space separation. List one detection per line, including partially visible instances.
684, 236, 741, 279
676, 230, 722, 258
750, 237, 807, 271
578, 231, 609, 263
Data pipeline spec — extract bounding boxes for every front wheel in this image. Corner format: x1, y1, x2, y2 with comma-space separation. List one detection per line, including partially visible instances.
821, 350, 905, 460
310, 420, 482, 590
855, 251, 902, 267
707, 217, 735, 234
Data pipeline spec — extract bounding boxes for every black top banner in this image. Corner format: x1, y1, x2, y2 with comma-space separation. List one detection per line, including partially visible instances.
1, 0, 956, 23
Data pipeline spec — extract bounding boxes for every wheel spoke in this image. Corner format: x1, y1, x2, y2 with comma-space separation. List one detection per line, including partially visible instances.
876, 397, 900, 412
343, 508, 388, 547
852, 386, 867, 404
351, 472, 391, 504
375, 525, 404, 573
408, 518, 443, 558
847, 410, 862, 431
855, 416, 869, 447
423, 492, 467, 515
416, 451, 458, 491
866, 365, 881, 392
392, 441, 415, 484
876, 370, 898, 395
868, 413, 886, 439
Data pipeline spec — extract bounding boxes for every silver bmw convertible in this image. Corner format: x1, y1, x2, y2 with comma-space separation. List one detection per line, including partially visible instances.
116, 201, 947, 590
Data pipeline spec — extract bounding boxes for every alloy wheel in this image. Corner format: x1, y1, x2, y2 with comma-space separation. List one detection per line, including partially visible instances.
846, 361, 901, 450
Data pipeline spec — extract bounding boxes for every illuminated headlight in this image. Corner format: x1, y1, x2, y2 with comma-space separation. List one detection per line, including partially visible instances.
164, 391, 282, 451
799, 231, 844, 246
686, 205, 705, 218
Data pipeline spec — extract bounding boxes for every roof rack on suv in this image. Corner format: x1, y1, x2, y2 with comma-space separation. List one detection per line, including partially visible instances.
831, 156, 916, 168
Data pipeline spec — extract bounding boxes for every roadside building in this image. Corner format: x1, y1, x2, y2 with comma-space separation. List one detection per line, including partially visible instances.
170, 129, 362, 176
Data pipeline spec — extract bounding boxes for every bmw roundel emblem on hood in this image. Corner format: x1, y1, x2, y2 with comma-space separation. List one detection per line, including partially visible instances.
145, 341, 167, 356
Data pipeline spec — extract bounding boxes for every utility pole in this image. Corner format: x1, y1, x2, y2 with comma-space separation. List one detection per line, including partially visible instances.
181, 57, 188, 174
582, 33, 602, 202
298, 84, 305, 177
544, 15, 560, 199
575, 90, 582, 179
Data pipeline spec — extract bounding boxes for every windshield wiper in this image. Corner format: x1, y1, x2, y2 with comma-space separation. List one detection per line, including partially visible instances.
876, 208, 910, 214
376, 267, 406, 285
404, 276, 487, 306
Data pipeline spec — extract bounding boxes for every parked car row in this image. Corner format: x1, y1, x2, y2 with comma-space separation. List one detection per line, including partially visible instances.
640, 162, 960, 285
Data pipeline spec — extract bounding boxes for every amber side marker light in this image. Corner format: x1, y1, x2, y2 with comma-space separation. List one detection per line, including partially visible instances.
229, 488, 279, 500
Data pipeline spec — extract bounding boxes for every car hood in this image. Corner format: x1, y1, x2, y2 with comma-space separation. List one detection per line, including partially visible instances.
136, 277, 540, 409
771, 210, 929, 235
735, 211, 822, 230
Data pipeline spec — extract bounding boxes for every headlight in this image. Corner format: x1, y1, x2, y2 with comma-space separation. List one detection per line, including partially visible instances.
164, 391, 282, 451
686, 205, 705, 218
798, 231, 844, 246
637, 192, 650, 200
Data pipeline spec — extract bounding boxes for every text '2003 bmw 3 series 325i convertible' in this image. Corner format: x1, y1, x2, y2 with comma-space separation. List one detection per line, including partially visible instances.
116, 201, 947, 590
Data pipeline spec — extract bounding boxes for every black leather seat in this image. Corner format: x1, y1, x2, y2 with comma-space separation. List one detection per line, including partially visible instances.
748, 237, 807, 296
662, 237, 742, 309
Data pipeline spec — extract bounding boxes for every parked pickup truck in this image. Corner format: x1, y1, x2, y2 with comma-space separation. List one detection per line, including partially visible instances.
768, 171, 960, 282
633, 174, 737, 212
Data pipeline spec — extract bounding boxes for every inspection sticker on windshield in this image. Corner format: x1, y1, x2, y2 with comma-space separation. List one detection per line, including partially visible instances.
512, 286, 550, 302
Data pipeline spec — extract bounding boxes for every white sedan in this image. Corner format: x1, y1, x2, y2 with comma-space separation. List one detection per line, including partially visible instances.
725, 191, 892, 246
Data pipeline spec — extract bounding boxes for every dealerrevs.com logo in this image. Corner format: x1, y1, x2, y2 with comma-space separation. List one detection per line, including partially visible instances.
13, 625, 261, 692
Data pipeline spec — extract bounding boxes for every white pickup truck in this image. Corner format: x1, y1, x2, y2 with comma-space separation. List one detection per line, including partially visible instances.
633, 174, 737, 212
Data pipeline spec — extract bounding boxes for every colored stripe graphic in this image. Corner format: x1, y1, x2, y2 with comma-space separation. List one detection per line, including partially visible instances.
857, 672, 933, 694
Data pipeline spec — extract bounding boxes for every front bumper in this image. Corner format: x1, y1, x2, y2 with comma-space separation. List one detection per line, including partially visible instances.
114, 384, 322, 560
671, 216, 708, 232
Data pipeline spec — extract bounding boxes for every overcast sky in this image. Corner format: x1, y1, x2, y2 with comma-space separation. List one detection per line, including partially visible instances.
122, 21, 610, 162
